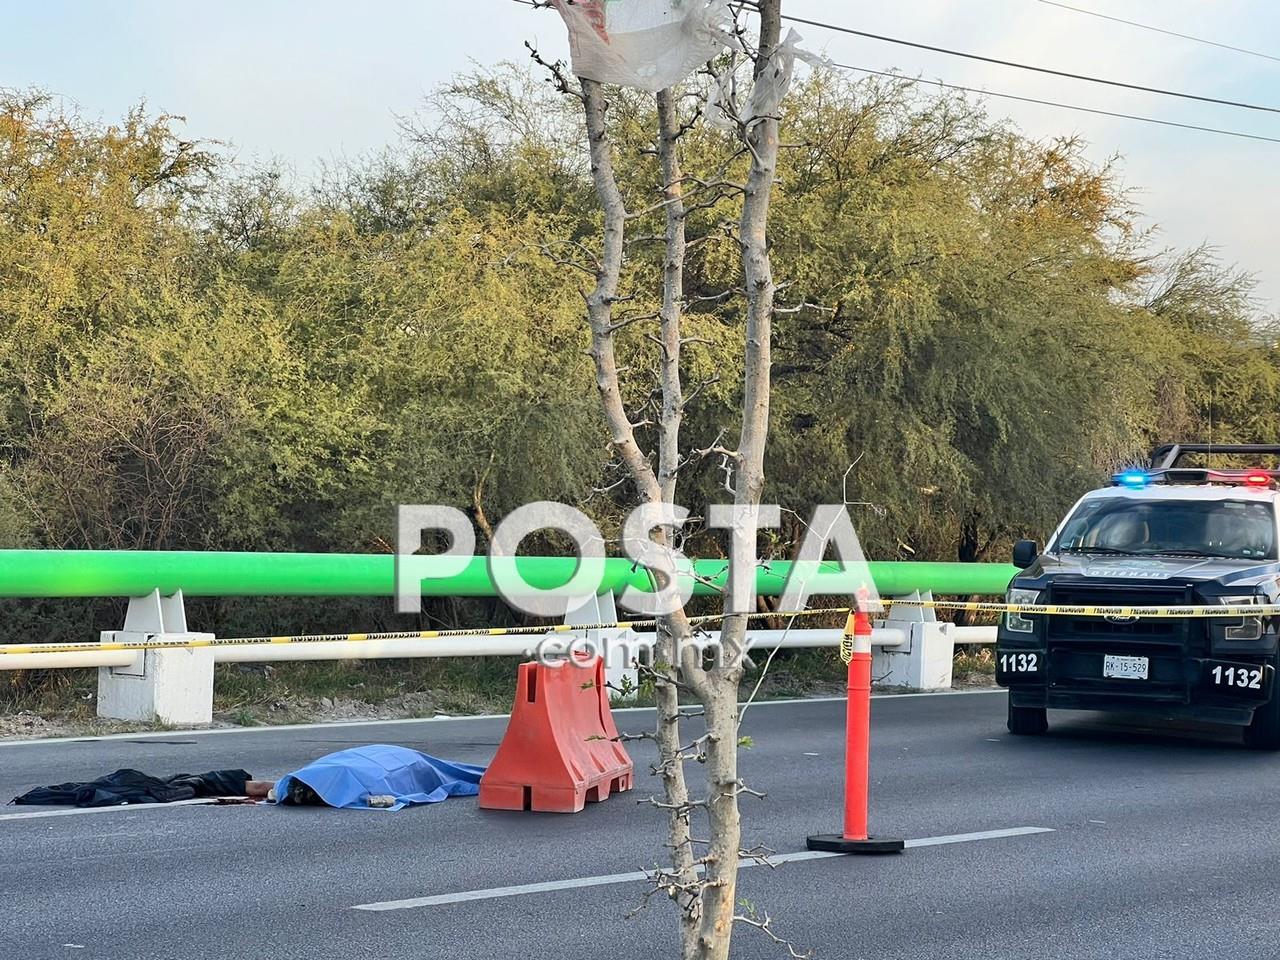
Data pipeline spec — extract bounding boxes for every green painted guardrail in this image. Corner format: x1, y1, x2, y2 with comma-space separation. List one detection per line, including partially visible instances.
0, 551, 1017, 599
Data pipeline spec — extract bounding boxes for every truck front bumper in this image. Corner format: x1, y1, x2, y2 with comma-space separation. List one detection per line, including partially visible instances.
998, 645, 1274, 726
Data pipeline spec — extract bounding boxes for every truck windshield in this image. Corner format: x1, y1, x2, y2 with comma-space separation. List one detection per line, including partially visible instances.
1052, 497, 1277, 561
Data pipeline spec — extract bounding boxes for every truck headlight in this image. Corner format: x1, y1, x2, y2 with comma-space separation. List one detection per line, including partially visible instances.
1220, 596, 1263, 641
1006, 588, 1041, 634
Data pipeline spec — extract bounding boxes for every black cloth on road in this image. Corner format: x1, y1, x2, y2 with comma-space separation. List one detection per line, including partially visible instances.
9, 768, 252, 807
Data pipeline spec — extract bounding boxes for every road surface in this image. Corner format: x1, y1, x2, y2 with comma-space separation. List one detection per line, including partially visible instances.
3, 690, 1278, 959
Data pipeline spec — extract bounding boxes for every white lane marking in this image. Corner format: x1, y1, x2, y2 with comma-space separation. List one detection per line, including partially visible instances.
903, 826, 1053, 848
352, 825, 1053, 912
0, 689, 1005, 748
749, 827, 1056, 867
356, 870, 654, 911
0, 798, 231, 822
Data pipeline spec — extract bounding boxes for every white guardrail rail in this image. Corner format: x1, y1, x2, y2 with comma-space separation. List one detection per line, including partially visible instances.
0, 589, 995, 724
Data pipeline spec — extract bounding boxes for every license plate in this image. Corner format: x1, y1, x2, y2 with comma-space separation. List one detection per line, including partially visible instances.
1103, 654, 1149, 680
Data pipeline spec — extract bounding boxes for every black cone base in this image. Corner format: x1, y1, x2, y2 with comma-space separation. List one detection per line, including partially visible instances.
806, 833, 905, 855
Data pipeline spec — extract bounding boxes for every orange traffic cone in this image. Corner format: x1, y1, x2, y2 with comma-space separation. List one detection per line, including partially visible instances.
807, 603, 903, 854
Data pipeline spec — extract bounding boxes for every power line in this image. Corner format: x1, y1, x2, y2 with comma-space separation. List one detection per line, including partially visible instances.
778, 11, 1280, 115
518, 2, 1279, 114
832, 63, 1280, 145
508, 0, 1278, 145
1034, 0, 1280, 65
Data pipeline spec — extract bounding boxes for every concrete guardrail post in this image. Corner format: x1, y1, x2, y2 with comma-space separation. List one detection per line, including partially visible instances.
97, 589, 216, 725
871, 591, 956, 691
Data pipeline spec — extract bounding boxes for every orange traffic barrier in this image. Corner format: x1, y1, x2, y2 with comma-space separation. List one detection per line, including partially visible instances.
806, 604, 904, 854
479, 655, 634, 813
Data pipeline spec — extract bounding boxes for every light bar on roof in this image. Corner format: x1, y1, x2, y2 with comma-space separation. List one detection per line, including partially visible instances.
1110, 467, 1280, 489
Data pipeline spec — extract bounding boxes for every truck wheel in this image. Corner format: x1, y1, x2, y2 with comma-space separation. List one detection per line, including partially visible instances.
1007, 701, 1048, 736
1244, 679, 1280, 751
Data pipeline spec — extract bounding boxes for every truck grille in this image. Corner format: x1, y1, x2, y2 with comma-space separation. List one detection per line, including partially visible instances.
1045, 584, 1199, 647
1064, 618, 1173, 639
1042, 582, 1201, 701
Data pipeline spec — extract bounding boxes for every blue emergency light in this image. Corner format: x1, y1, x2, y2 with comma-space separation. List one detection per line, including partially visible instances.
1114, 470, 1148, 489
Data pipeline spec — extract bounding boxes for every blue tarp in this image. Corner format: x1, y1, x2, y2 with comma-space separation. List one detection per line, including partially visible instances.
272, 744, 485, 812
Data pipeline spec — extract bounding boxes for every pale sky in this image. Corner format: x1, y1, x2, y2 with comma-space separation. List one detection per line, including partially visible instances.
4, 0, 1278, 312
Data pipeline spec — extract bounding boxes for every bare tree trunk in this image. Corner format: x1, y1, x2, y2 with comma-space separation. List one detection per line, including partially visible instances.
578, 77, 705, 954
696, 3, 784, 957
581, 79, 664, 507
570, 4, 787, 950
471, 452, 497, 547
655, 88, 686, 508
652, 86, 702, 959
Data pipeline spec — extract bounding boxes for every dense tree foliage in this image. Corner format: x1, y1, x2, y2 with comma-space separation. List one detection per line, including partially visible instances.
0, 70, 1274, 642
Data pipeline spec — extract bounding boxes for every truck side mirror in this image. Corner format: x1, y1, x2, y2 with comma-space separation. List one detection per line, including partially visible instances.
1012, 539, 1040, 569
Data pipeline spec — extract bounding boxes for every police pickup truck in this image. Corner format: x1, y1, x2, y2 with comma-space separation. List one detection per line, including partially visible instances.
997, 443, 1280, 749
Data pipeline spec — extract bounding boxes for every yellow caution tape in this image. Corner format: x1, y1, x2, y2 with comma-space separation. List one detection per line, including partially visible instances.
0, 606, 852, 657
839, 636, 854, 664
839, 611, 858, 664
886, 599, 1280, 619
0, 599, 1274, 657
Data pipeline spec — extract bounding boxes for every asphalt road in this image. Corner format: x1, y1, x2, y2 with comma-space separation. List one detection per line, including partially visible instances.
3, 690, 1279, 960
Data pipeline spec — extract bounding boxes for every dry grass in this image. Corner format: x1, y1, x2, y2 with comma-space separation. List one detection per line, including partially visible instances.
953, 646, 997, 686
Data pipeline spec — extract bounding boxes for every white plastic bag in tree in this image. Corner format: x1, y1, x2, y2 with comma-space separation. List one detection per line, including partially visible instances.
552, 0, 733, 93
707, 29, 825, 131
